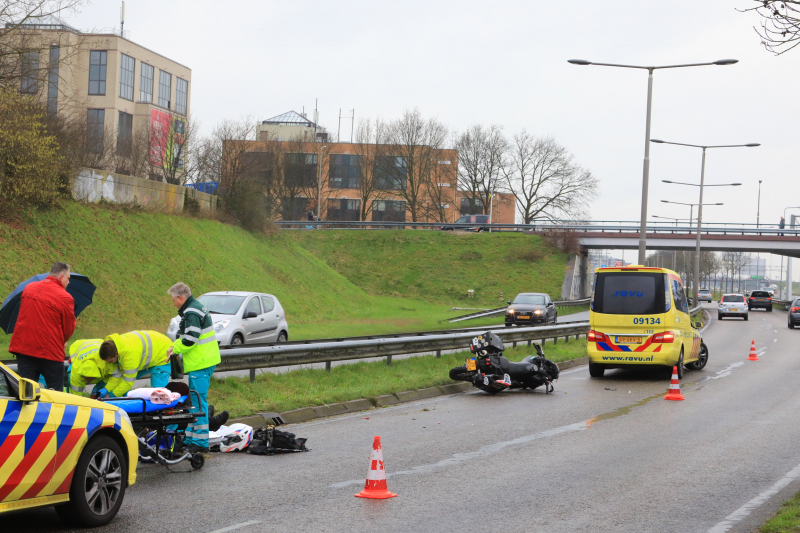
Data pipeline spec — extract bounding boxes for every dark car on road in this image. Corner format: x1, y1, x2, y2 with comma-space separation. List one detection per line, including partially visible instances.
748, 290, 773, 312
440, 214, 490, 232
505, 293, 557, 326
788, 299, 800, 329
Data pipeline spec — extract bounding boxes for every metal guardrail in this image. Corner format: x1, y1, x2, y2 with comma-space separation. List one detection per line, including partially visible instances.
447, 298, 591, 323
216, 322, 590, 374
275, 220, 800, 237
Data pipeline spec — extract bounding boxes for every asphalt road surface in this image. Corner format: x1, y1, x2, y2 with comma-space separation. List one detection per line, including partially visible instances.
9, 303, 800, 533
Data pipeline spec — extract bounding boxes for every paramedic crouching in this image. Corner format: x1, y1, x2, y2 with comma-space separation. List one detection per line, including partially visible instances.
167, 282, 221, 454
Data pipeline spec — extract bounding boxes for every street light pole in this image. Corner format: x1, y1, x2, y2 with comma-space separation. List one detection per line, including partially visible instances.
316, 145, 328, 220
568, 58, 739, 265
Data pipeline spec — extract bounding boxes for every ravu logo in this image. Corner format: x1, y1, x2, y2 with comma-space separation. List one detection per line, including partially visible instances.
614, 291, 644, 297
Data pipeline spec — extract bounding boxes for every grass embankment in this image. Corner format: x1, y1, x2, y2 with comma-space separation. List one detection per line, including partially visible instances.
760, 491, 800, 532
0, 203, 567, 356
210, 340, 588, 418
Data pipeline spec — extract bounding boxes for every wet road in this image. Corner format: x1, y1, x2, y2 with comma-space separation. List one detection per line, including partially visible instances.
9, 303, 800, 533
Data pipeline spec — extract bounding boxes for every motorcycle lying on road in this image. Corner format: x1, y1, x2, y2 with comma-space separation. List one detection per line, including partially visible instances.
449, 331, 560, 395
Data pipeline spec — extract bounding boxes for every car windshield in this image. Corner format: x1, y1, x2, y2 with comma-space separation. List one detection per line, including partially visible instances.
198, 294, 246, 315
722, 295, 744, 303
751, 291, 769, 297
513, 295, 546, 305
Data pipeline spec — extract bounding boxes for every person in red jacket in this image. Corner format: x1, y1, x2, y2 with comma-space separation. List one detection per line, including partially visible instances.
9, 262, 76, 390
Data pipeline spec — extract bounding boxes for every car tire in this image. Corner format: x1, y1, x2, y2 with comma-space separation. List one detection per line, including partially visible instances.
553, 313, 558, 324
55, 435, 126, 528
768, 306, 773, 312
789, 321, 795, 330
277, 331, 288, 343
674, 349, 685, 380
718, 313, 723, 320
744, 314, 749, 321
686, 343, 709, 371
231, 333, 244, 346
588, 362, 605, 378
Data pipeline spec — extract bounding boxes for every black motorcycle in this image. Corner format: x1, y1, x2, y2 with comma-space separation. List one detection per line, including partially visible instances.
449, 331, 560, 394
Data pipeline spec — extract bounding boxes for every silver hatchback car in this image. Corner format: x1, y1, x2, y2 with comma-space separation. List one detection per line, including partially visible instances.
718, 293, 749, 321
167, 291, 289, 346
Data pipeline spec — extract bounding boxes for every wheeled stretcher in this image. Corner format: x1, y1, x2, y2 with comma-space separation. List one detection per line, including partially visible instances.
100, 382, 206, 470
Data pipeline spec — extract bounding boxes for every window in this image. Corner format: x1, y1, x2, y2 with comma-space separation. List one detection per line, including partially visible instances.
158, 70, 171, 108
140, 63, 154, 102
176, 77, 188, 115
460, 197, 484, 216
284, 153, 318, 188
374, 156, 407, 190
671, 279, 687, 314
281, 197, 311, 220
327, 199, 361, 221
260, 296, 275, 313
372, 200, 406, 222
47, 46, 59, 113
330, 154, 362, 189
722, 295, 745, 303
86, 109, 105, 153
513, 295, 546, 305
119, 53, 134, 100
592, 272, 667, 315
245, 297, 262, 317
197, 294, 245, 315
88, 50, 107, 95
20, 50, 39, 93
117, 111, 133, 157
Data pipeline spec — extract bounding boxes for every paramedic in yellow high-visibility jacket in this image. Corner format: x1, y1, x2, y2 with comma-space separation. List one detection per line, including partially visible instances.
67, 338, 116, 396
96, 330, 172, 397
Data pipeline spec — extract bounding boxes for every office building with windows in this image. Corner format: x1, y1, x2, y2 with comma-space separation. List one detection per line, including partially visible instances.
8, 16, 191, 181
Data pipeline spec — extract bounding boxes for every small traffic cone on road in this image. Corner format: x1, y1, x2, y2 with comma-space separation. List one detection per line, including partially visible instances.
748, 340, 759, 361
355, 436, 397, 499
664, 366, 685, 401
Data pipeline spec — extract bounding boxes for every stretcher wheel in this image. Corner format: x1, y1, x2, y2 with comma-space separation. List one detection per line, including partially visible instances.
191, 452, 205, 470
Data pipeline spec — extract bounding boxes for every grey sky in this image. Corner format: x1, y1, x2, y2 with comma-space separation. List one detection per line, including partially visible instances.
68, 2, 796, 242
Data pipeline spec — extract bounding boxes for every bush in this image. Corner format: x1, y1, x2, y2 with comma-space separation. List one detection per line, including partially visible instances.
0, 89, 63, 211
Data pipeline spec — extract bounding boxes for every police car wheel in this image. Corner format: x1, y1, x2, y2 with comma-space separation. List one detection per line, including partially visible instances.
56, 435, 127, 527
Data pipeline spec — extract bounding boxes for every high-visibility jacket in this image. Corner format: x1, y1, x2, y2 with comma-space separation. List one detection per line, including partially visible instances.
68, 339, 114, 396
172, 296, 221, 373
104, 330, 172, 397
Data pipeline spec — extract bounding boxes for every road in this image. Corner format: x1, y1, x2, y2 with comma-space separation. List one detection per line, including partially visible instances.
9, 303, 800, 533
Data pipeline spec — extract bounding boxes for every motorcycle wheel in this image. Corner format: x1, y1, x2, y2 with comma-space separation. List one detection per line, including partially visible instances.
449, 365, 472, 381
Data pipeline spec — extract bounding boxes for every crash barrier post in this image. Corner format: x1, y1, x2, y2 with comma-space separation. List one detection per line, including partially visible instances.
216, 322, 590, 375
249, 368, 256, 383
386, 355, 392, 366
325, 361, 332, 372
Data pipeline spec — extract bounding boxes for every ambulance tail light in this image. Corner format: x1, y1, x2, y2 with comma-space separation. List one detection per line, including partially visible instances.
652, 331, 675, 343
588, 330, 608, 343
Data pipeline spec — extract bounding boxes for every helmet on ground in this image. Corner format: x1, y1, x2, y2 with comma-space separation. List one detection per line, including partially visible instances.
469, 331, 504, 355
220, 423, 253, 452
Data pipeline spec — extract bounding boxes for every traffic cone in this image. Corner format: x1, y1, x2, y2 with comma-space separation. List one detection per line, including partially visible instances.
748, 340, 759, 361
355, 436, 397, 499
664, 366, 685, 401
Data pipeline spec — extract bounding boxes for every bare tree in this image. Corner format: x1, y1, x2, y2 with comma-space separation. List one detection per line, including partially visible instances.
350, 118, 391, 221
454, 124, 508, 216
379, 109, 448, 222
740, 1, 800, 54
502, 132, 597, 224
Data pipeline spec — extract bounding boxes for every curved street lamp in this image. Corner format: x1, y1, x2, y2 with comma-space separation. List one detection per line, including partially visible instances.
568, 58, 739, 264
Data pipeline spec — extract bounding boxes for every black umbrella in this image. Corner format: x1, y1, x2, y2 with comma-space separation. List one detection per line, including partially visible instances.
0, 273, 96, 334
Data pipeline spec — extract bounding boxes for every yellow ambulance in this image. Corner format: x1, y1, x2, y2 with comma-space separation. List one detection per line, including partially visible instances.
0, 361, 138, 526
587, 266, 708, 378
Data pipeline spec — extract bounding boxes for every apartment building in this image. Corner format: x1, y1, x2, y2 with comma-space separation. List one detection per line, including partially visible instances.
10, 15, 191, 179
235, 137, 515, 224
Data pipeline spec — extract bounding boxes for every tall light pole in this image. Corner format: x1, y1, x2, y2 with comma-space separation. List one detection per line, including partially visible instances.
652, 139, 759, 303
316, 145, 328, 220
568, 58, 739, 265
756, 179, 763, 279
660, 199, 722, 231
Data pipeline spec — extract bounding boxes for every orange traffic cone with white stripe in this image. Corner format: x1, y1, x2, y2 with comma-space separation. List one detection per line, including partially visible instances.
355, 436, 397, 499
664, 366, 685, 401
748, 340, 759, 361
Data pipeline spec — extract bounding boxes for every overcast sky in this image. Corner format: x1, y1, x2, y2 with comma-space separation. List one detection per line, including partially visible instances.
66, 1, 799, 279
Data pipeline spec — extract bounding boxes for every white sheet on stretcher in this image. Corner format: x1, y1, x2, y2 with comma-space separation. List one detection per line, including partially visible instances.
127, 387, 181, 404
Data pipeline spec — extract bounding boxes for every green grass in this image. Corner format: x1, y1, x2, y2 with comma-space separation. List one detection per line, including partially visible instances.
759, 490, 800, 532
288, 230, 567, 307
210, 339, 588, 418
0, 203, 567, 357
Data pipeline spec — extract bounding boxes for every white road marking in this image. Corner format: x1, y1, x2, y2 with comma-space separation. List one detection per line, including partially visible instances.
330, 421, 588, 488
708, 462, 800, 532
774, 339, 778, 343
703, 362, 744, 381
206, 521, 261, 533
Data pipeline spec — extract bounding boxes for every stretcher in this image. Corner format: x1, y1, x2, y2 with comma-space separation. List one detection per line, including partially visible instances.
100, 382, 206, 470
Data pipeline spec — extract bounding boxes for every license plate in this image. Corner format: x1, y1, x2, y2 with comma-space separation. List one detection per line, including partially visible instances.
517, 315, 531, 319
615, 336, 642, 344
731, 309, 739, 312
466, 358, 476, 371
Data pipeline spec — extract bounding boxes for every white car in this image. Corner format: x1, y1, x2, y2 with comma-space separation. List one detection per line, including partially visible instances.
167, 291, 289, 346
718, 293, 748, 321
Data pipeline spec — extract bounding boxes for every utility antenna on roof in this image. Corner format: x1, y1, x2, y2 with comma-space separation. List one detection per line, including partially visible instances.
120, 1, 125, 37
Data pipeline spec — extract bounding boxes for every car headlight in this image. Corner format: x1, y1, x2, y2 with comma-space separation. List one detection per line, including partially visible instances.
534, 309, 543, 315
507, 309, 515, 314
118, 408, 132, 429
214, 320, 230, 333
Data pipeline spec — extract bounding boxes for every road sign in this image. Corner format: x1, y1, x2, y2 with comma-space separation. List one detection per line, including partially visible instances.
750, 275, 764, 280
